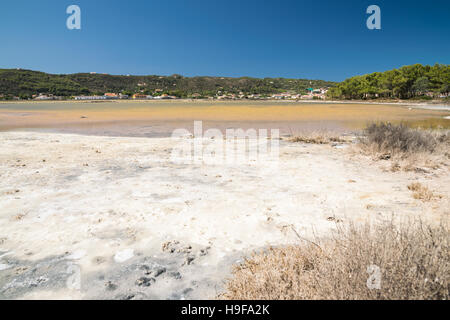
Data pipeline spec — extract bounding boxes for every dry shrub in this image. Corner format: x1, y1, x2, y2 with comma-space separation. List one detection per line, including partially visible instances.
407, 183, 440, 201
359, 123, 449, 171
362, 122, 440, 155
220, 220, 449, 300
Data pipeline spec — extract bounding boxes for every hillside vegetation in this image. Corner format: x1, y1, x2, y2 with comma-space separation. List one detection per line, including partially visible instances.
327, 64, 449, 100
0, 69, 335, 99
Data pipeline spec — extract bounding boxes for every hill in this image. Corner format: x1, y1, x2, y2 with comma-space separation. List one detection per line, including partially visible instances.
0, 69, 336, 99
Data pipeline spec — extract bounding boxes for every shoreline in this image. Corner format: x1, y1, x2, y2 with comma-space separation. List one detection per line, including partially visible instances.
1, 98, 449, 109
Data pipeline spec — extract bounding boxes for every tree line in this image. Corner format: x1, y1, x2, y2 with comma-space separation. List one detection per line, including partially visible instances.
327, 64, 449, 100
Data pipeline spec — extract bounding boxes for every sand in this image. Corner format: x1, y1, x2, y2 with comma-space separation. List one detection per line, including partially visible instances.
0, 131, 448, 299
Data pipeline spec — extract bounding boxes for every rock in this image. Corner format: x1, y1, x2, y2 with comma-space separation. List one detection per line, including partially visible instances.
169, 271, 182, 280
162, 241, 180, 253
118, 292, 147, 300
153, 267, 166, 277
29, 277, 48, 288
135, 277, 155, 287
184, 255, 195, 265
140, 265, 166, 277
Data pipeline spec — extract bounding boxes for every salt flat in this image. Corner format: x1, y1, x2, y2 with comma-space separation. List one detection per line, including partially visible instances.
0, 132, 448, 299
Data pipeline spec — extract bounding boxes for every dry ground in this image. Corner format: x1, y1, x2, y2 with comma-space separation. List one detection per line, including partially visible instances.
0, 130, 448, 299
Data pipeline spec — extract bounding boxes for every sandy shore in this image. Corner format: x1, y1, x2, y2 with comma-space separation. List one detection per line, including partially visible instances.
0, 131, 448, 299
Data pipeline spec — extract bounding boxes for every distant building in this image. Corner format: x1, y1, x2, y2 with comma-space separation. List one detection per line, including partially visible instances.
104, 93, 119, 98
132, 94, 148, 100
74, 96, 107, 100
34, 93, 55, 100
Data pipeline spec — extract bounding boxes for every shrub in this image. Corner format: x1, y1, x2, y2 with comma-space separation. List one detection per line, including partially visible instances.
220, 220, 449, 300
362, 123, 438, 156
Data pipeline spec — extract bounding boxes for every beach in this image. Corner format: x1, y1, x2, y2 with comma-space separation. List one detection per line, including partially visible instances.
0, 123, 448, 299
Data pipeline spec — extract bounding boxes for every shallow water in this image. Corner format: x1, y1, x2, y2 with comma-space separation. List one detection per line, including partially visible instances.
0, 101, 449, 137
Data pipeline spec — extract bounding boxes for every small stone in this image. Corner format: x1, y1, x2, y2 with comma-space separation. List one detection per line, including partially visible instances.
184, 255, 195, 265
169, 271, 182, 280
135, 277, 155, 287
153, 267, 166, 277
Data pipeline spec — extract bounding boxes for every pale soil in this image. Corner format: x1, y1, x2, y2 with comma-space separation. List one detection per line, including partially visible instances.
0, 132, 448, 300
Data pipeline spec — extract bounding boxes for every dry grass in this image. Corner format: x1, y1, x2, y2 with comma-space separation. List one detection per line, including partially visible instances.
407, 182, 441, 201
361, 122, 449, 157
220, 220, 449, 300
289, 132, 348, 145
359, 123, 450, 171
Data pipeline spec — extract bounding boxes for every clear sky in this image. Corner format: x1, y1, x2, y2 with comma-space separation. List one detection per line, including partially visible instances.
0, 0, 449, 81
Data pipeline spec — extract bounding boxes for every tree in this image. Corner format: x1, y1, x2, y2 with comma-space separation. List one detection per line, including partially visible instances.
412, 76, 430, 95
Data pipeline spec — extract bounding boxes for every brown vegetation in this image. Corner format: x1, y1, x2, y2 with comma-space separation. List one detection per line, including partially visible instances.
220, 220, 449, 300
361, 122, 449, 157
407, 182, 441, 201
359, 123, 449, 172
289, 132, 348, 145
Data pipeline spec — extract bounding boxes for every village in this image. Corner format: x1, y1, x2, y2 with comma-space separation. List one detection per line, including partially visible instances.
27, 87, 329, 102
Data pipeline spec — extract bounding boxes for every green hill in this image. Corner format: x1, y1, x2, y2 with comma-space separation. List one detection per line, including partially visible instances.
327, 64, 450, 100
0, 69, 336, 99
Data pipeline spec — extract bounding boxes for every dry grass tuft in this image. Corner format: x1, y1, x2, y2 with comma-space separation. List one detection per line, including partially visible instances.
220, 220, 449, 300
289, 132, 348, 145
407, 182, 440, 201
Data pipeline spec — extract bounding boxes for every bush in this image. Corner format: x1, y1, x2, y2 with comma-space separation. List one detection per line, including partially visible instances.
362, 123, 438, 156
220, 220, 449, 300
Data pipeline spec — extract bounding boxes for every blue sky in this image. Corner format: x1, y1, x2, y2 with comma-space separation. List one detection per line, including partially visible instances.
0, 0, 449, 81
